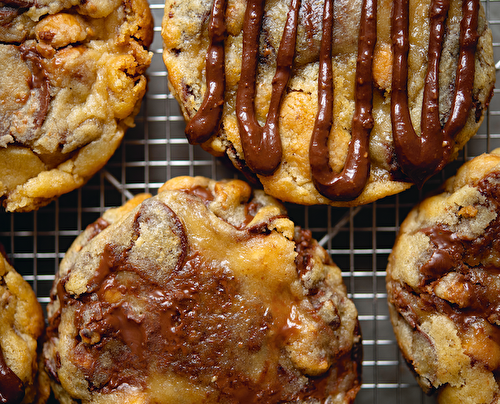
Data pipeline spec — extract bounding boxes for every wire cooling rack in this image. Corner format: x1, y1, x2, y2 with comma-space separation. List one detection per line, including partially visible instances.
1, 1, 499, 403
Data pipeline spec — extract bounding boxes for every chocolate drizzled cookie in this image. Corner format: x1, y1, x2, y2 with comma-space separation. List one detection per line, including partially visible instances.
162, 0, 495, 206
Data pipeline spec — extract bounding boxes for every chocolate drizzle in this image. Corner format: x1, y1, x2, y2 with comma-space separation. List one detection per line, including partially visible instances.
309, 0, 375, 200
392, 0, 479, 186
185, 0, 227, 144
0, 347, 24, 404
236, 0, 301, 175
186, 0, 482, 200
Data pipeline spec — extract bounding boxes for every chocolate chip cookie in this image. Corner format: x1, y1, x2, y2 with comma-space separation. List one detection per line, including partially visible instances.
0, 0, 153, 212
0, 247, 48, 404
387, 149, 500, 403
43, 176, 361, 403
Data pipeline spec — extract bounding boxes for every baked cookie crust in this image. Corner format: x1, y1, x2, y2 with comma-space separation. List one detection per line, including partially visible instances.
0, 0, 154, 212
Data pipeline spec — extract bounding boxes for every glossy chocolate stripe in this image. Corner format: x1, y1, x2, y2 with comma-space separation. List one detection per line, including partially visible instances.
237, 0, 301, 175
392, 0, 479, 186
421, 0, 449, 152
441, 0, 479, 155
309, 0, 375, 200
391, 0, 449, 186
185, 0, 227, 144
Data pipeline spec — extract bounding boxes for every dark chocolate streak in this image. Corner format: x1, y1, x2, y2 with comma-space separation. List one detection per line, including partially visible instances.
19, 44, 50, 130
186, 0, 481, 200
392, 0, 479, 186
309, 0, 375, 200
0, 347, 24, 404
236, 0, 301, 175
185, 0, 227, 144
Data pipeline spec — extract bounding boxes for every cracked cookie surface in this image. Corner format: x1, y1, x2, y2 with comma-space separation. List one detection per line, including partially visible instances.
386, 149, 500, 404
0, 0, 153, 212
43, 176, 361, 404
162, 0, 495, 207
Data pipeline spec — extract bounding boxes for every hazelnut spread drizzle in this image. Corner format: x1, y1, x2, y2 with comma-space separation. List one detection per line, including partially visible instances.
186, 0, 481, 199
0, 347, 24, 404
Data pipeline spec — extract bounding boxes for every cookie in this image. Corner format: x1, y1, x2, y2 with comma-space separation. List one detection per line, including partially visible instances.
43, 176, 361, 403
0, 246, 48, 404
0, 0, 154, 212
386, 149, 500, 403
162, 0, 495, 206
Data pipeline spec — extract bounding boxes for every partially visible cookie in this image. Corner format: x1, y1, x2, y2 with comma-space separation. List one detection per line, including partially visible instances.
0, 0, 153, 212
162, 0, 495, 207
0, 246, 48, 404
386, 149, 500, 403
43, 176, 361, 403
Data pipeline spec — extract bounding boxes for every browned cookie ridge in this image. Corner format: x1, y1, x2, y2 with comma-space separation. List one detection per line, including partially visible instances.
386, 149, 500, 404
43, 176, 361, 404
0, 0, 154, 212
162, 0, 495, 206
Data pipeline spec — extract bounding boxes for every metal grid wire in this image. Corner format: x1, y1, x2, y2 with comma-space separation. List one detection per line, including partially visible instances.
1, 0, 500, 402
